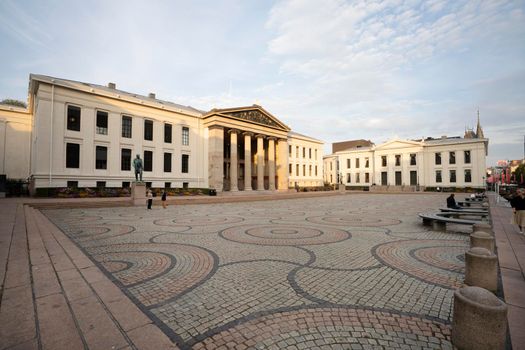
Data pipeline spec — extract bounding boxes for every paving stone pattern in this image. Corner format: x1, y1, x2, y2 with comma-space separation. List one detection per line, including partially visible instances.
44, 194, 470, 349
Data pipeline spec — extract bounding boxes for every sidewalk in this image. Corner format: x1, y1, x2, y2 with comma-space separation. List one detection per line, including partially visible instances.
489, 194, 525, 350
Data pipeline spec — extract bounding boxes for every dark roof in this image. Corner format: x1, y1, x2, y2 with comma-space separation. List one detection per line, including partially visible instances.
332, 139, 374, 153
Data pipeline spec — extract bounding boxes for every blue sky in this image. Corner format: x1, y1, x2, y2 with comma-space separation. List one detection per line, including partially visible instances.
1, 0, 524, 166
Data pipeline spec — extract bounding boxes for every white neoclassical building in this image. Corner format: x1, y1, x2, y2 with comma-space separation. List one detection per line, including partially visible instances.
0, 74, 325, 193
324, 129, 488, 190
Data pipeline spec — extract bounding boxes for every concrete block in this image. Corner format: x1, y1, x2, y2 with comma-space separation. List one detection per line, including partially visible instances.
470, 231, 495, 253
465, 247, 498, 292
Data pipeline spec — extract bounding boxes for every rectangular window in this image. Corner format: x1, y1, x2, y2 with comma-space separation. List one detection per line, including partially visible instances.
395, 154, 401, 166
347, 159, 351, 168
309, 148, 312, 159
165, 182, 171, 188
381, 172, 387, 185
302, 164, 306, 176
145, 181, 152, 188
410, 171, 417, 186
356, 158, 360, 168
164, 123, 172, 143
67, 105, 81, 131
122, 116, 132, 138
309, 165, 312, 176
96, 111, 108, 135
182, 127, 189, 145
450, 170, 456, 183
67, 181, 78, 188
449, 151, 456, 164
296, 146, 299, 158
410, 153, 417, 166
296, 164, 299, 176
315, 149, 317, 159
66, 143, 80, 168
122, 181, 130, 188
289, 164, 292, 175
144, 120, 153, 141
164, 152, 172, 172
182, 154, 189, 173
395, 171, 402, 185
436, 170, 442, 183
465, 169, 472, 182
464, 150, 471, 164
435, 153, 442, 165
121, 148, 131, 171
95, 146, 107, 169
347, 173, 351, 183
365, 158, 369, 168
365, 172, 370, 183
289, 145, 292, 157
356, 173, 360, 183
315, 166, 318, 176
381, 156, 387, 167
302, 147, 305, 158
330, 162, 332, 171
183, 182, 189, 189
96, 181, 106, 188
144, 150, 153, 171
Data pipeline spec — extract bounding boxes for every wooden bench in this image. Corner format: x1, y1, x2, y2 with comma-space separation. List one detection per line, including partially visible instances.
418, 212, 485, 231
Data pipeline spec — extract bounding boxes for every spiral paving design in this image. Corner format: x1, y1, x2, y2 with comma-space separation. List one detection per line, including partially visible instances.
306, 214, 401, 227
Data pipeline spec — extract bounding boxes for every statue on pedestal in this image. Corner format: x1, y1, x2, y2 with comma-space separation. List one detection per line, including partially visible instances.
133, 154, 143, 182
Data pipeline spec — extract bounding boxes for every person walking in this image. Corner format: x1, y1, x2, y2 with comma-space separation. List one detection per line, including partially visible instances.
511, 188, 525, 234
161, 189, 167, 209
146, 189, 153, 210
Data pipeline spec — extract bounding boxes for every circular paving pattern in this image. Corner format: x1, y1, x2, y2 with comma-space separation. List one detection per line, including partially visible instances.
220, 224, 350, 246
306, 214, 401, 227
373, 239, 467, 289
154, 215, 244, 227
68, 224, 135, 242
192, 307, 452, 349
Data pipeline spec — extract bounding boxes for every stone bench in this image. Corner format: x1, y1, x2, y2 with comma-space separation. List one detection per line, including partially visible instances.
418, 212, 482, 230
437, 210, 489, 219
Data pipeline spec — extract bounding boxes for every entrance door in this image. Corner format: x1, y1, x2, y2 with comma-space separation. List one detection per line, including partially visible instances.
381, 172, 388, 185
395, 171, 402, 186
410, 171, 417, 186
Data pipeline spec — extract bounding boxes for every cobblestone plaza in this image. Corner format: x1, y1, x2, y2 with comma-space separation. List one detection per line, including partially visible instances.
44, 194, 470, 350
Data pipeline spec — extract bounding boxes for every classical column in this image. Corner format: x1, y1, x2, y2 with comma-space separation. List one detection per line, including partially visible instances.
268, 137, 276, 190
277, 138, 289, 191
256, 134, 265, 191
208, 125, 224, 191
243, 132, 253, 191
229, 129, 239, 191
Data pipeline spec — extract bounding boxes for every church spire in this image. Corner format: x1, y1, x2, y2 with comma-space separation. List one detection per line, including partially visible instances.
476, 109, 484, 138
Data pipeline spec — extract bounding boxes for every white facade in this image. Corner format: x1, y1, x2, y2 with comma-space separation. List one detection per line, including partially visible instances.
0, 105, 31, 179
287, 132, 324, 187
324, 137, 488, 190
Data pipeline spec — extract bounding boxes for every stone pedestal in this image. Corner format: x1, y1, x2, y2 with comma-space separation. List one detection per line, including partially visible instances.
470, 231, 495, 253
452, 286, 507, 350
432, 221, 446, 231
132, 182, 146, 206
472, 223, 493, 236
465, 247, 498, 292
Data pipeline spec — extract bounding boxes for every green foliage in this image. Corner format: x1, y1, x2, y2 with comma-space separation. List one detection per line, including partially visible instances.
513, 164, 525, 184
0, 99, 27, 108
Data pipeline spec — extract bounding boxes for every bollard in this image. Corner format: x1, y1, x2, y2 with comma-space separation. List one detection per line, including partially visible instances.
465, 247, 498, 292
452, 286, 507, 350
470, 231, 495, 253
472, 223, 493, 235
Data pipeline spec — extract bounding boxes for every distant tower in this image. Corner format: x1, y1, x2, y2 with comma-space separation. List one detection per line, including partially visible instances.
475, 109, 485, 138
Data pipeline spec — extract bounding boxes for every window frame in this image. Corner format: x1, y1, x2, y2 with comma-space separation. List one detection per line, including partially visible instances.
66, 142, 80, 168
96, 110, 108, 135
164, 152, 172, 172
144, 120, 154, 141
181, 154, 189, 173
182, 126, 189, 146
95, 145, 108, 170
121, 115, 132, 138
66, 105, 81, 131
144, 150, 153, 172
164, 123, 172, 143
121, 148, 132, 171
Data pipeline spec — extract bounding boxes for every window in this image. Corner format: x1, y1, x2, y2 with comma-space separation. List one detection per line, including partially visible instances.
315, 166, 317, 176
66, 143, 80, 168
164, 152, 172, 172
356, 173, 360, 183
122, 116, 132, 138
96, 111, 108, 135
122, 182, 130, 188
296, 164, 299, 176
465, 169, 472, 182
183, 182, 189, 189
315, 149, 317, 159
296, 146, 299, 158
182, 127, 189, 145
67, 105, 81, 131
309, 148, 312, 159
449, 152, 456, 164
121, 148, 131, 171
347, 159, 351, 168
381, 156, 387, 167
95, 146, 107, 169
395, 171, 402, 185
182, 154, 189, 173
67, 181, 78, 188
165, 182, 171, 188
365, 158, 369, 168
347, 173, 351, 183
302, 147, 305, 158
436, 170, 442, 183
464, 150, 471, 164
356, 158, 360, 168
164, 123, 172, 143
395, 155, 401, 166
330, 162, 332, 171
450, 170, 456, 183
410, 171, 417, 186
289, 164, 292, 175
381, 172, 387, 185
309, 165, 312, 176
144, 120, 153, 141
302, 164, 306, 176
289, 145, 292, 157
435, 153, 441, 165
410, 153, 417, 166
145, 181, 152, 188
144, 150, 153, 171
365, 172, 370, 183
96, 181, 106, 188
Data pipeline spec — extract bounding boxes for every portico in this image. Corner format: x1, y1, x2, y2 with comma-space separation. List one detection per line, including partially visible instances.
204, 105, 290, 192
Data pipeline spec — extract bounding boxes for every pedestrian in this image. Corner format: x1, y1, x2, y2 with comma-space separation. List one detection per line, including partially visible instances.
510, 188, 525, 234
446, 193, 462, 209
146, 189, 153, 210
161, 189, 167, 209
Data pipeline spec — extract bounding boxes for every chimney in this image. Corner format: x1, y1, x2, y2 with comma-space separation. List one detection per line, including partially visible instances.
108, 82, 116, 89
148, 92, 156, 99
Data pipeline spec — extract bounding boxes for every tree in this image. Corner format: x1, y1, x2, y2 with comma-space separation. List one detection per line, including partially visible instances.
0, 99, 27, 108
513, 164, 525, 185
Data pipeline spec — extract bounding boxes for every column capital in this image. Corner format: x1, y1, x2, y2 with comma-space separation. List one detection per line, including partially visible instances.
242, 131, 254, 137
208, 125, 224, 131
256, 134, 266, 139
228, 128, 240, 135
267, 136, 277, 142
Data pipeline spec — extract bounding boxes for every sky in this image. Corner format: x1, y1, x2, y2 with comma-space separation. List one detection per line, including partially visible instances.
0, 0, 524, 166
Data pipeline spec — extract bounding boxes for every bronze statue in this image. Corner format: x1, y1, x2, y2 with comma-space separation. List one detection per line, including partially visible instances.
133, 154, 143, 181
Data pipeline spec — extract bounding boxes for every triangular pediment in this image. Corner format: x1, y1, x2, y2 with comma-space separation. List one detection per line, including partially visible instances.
375, 139, 422, 150
204, 105, 290, 131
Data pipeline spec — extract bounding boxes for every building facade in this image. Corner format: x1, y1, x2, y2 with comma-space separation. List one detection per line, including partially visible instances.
324, 133, 488, 190
1, 74, 325, 193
